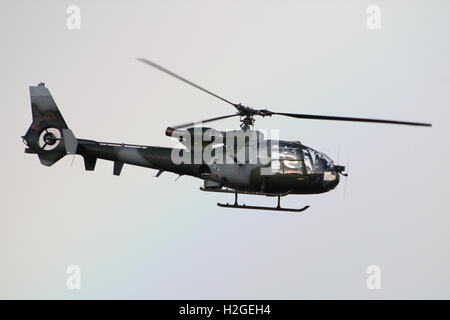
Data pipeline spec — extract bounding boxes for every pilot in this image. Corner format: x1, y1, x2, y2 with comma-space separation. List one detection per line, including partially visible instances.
319, 156, 328, 170
315, 154, 329, 171
315, 154, 323, 171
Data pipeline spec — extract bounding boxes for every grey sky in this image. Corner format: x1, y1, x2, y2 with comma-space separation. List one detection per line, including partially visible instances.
1, 0, 449, 299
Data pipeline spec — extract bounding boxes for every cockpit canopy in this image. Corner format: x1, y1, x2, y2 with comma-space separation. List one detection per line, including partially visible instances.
301, 144, 334, 174
271, 141, 334, 175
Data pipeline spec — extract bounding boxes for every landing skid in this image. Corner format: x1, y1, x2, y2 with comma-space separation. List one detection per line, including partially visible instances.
217, 202, 310, 212
201, 187, 309, 213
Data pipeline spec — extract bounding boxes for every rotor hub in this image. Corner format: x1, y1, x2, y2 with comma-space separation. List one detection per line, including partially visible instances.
234, 104, 273, 130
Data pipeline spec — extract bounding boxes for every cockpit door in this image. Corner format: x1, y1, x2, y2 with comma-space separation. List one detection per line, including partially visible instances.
269, 141, 305, 175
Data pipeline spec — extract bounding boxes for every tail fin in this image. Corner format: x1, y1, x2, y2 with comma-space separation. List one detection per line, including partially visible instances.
22, 83, 78, 166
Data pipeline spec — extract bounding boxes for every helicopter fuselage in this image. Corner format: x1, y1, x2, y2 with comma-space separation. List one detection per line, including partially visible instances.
75, 137, 341, 196
23, 81, 429, 212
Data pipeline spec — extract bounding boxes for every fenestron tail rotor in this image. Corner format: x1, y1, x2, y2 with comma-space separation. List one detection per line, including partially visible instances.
136, 58, 432, 130
38, 128, 61, 151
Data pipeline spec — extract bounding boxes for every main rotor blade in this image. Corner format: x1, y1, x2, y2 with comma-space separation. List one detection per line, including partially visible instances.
136, 58, 237, 108
272, 112, 432, 127
172, 113, 239, 129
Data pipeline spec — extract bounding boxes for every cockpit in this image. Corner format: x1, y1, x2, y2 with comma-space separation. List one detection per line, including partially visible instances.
301, 144, 334, 174
271, 141, 335, 175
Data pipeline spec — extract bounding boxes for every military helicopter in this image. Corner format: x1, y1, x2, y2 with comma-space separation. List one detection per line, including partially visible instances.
22, 58, 432, 212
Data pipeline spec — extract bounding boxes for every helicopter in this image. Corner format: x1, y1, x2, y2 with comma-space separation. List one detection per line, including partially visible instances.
22, 58, 432, 212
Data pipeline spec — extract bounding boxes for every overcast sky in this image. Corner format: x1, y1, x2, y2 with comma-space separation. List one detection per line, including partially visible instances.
1, 0, 449, 299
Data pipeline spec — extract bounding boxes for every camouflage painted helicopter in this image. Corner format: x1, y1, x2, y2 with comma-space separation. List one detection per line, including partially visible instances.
22, 59, 432, 212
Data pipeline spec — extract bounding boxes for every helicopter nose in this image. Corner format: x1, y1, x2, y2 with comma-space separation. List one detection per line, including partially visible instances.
334, 165, 345, 173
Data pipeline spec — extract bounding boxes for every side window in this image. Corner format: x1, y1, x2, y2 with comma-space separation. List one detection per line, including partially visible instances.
303, 151, 313, 174
280, 146, 303, 174
271, 160, 281, 173
282, 158, 303, 174
270, 143, 304, 175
